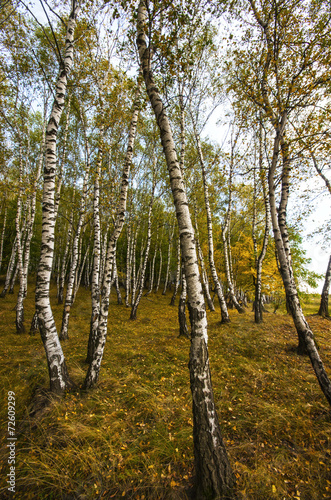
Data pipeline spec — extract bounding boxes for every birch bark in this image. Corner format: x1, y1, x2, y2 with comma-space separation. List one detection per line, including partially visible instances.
221, 143, 245, 314
162, 219, 174, 295
0, 238, 17, 298
194, 204, 215, 312
268, 114, 331, 406
193, 122, 230, 322
14, 145, 25, 332
84, 83, 140, 389
59, 162, 89, 340
137, 3, 235, 496
170, 236, 181, 306
131, 178, 155, 320
0, 205, 7, 273
318, 255, 331, 318
35, 2, 77, 393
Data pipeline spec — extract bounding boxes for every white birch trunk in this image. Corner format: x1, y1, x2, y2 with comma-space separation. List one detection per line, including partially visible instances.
131, 176, 155, 319
170, 236, 181, 305
125, 219, 132, 307
58, 213, 73, 304
60, 180, 88, 340
194, 205, 215, 312
0, 238, 17, 298
137, 4, 235, 496
268, 113, 331, 406
15, 146, 25, 332
84, 84, 140, 389
162, 219, 174, 295
0, 205, 7, 273
221, 149, 245, 314
192, 122, 230, 322
318, 255, 331, 318
156, 244, 162, 293
35, 2, 77, 393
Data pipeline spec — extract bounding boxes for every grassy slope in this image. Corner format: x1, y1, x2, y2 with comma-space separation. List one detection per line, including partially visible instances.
0, 283, 330, 499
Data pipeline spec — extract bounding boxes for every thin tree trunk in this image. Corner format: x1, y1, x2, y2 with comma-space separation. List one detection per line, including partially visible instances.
178, 263, 189, 338
113, 251, 123, 305
16, 107, 47, 333
58, 212, 73, 304
162, 219, 175, 295
0, 205, 7, 273
15, 146, 25, 332
9, 264, 19, 294
194, 204, 215, 312
133, 233, 145, 304
84, 83, 140, 389
73, 236, 90, 303
131, 171, 155, 320
54, 95, 71, 221
318, 255, 331, 318
221, 139, 245, 314
125, 219, 132, 307
137, 5, 235, 496
35, 2, 77, 393
146, 224, 158, 296
130, 224, 139, 305
60, 156, 89, 340
170, 236, 181, 305
192, 120, 230, 323
268, 114, 331, 406
253, 128, 270, 324
156, 243, 162, 293
1, 238, 17, 298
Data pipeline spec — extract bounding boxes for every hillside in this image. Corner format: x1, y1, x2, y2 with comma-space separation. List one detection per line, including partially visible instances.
0, 284, 330, 499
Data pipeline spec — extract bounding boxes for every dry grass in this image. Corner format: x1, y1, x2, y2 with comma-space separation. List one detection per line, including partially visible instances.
0, 280, 330, 499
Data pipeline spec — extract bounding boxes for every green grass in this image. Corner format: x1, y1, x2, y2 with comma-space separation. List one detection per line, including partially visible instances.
0, 282, 330, 499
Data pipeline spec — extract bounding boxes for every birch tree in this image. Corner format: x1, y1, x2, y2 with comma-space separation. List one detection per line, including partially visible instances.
35, 1, 77, 393
84, 80, 141, 389
137, 2, 235, 496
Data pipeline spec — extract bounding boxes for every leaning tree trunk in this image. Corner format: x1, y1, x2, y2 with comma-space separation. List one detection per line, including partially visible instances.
73, 235, 90, 303
253, 130, 270, 324
16, 112, 46, 333
130, 224, 140, 305
137, 4, 235, 497
194, 204, 215, 312
2, 237, 17, 298
125, 217, 132, 307
318, 255, 331, 318
59, 136, 90, 340
146, 224, 158, 296
170, 236, 181, 306
0, 205, 7, 273
178, 263, 189, 338
156, 241, 163, 293
35, 2, 77, 393
112, 249, 123, 305
162, 219, 175, 295
84, 83, 140, 389
221, 139, 245, 314
58, 212, 73, 304
131, 179, 155, 320
15, 146, 25, 333
268, 114, 331, 407
310, 154, 331, 319
192, 120, 230, 323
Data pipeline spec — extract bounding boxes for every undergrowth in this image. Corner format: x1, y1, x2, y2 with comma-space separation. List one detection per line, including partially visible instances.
0, 281, 330, 499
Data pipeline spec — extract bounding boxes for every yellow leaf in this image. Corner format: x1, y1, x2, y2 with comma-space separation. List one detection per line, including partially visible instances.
272, 485, 276, 493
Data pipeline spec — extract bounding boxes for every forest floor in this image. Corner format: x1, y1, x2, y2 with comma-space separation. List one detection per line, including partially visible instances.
0, 282, 330, 500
